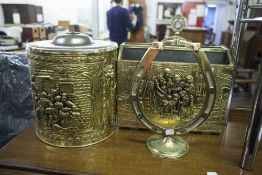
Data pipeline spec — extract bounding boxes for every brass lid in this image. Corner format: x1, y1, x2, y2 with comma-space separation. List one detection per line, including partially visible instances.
27, 31, 118, 54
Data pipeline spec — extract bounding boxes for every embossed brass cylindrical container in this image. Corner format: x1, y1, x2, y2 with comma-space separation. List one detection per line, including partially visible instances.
27, 32, 118, 147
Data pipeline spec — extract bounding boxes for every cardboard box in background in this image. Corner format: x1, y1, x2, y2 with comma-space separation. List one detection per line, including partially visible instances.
58, 20, 70, 30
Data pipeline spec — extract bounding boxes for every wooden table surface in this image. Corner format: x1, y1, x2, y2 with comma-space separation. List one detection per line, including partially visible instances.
0, 110, 261, 175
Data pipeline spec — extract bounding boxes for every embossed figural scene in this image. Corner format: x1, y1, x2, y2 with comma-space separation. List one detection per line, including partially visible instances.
28, 31, 118, 147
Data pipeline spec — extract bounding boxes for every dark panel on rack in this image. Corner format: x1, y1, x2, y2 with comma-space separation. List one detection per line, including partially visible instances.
19, 4, 37, 24
1, 4, 20, 24
1, 4, 43, 24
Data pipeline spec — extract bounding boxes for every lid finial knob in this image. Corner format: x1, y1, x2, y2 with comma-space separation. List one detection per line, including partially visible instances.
170, 14, 186, 35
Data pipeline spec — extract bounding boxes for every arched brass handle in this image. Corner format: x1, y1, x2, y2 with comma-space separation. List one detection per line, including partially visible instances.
130, 41, 217, 135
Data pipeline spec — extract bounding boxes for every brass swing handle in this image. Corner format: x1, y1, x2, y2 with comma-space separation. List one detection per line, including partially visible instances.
130, 39, 217, 135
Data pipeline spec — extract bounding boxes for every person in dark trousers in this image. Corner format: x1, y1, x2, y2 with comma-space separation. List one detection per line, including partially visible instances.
107, 0, 136, 45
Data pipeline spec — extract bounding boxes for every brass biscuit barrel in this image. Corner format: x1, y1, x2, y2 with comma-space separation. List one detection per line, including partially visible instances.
28, 32, 118, 147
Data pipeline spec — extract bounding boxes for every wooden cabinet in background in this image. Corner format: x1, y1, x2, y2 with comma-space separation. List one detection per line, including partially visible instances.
1, 4, 43, 24
239, 30, 257, 69
22, 27, 40, 42
130, 27, 144, 42
156, 24, 166, 41
221, 31, 232, 48
180, 28, 208, 44
157, 22, 208, 44
22, 26, 46, 42
128, 0, 146, 42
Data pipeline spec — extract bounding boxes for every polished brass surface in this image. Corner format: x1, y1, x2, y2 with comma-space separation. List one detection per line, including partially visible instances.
130, 45, 217, 134
146, 135, 189, 159
129, 15, 217, 159
150, 70, 195, 125
117, 45, 233, 134
170, 14, 186, 35
28, 46, 117, 147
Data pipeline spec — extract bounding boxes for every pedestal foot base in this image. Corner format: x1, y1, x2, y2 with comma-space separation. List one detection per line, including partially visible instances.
146, 134, 189, 159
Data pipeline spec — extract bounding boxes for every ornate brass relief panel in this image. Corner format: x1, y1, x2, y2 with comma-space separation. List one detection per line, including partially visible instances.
151, 69, 195, 115
137, 67, 196, 129
30, 50, 117, 147
117, 47, 233, 133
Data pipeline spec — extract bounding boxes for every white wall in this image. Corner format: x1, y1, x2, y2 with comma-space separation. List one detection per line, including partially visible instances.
146, 0, 209, 35
0, 4, 4, 25
0, 0, 237, 42
208, 0, 236, 45
98, 0, 112, 39
213, 4, 226, 45
0, 0, 113, 38
0, 0, 93, 26
145, 0, 187, 35
145, 0, 234, 35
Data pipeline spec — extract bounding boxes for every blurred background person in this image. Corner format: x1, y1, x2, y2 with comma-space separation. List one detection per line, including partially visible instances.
107, 0, 137, 45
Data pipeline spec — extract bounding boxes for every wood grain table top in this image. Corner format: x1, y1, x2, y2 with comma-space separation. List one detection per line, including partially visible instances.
0, 110, 261, 175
